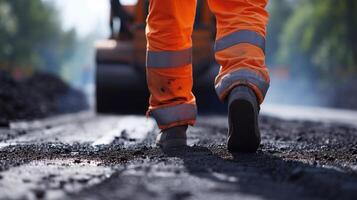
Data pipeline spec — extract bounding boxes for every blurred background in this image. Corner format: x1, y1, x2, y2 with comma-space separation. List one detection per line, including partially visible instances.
0, 0, 357, 124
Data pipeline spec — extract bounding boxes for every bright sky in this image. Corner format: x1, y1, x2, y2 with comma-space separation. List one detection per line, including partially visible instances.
45, 0, 138, 37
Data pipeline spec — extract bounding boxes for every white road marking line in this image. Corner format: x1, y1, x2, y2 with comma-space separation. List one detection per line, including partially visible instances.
261, 104, 357, 127
0, 116, 156, 149
92, 116, 155, 146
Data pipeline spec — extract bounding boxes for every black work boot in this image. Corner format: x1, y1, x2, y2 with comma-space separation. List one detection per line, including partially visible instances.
227, 86, 260, 153
156, 125, 188, 149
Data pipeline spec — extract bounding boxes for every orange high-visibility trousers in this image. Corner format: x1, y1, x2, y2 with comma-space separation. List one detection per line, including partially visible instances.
146, 0, 270, 130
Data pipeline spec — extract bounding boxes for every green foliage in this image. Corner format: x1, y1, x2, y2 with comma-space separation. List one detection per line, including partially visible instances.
266, 0, 293, 65
277, 0, 357, 77
0, 0, 76, 74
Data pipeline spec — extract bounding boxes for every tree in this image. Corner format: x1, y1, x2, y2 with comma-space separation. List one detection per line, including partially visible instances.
0, 0, 76, 75
266, 0, 294, 66
277, 0, 357, 79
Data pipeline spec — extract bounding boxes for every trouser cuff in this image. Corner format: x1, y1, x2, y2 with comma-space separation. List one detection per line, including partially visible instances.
148, 103, 197, 130
215, 69, 269, 104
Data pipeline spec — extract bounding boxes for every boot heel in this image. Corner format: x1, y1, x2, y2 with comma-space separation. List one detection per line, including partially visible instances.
227, 86, 260, 152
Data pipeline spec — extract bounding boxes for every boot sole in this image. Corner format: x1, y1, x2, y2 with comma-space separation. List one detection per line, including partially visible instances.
228, 99, 260, 153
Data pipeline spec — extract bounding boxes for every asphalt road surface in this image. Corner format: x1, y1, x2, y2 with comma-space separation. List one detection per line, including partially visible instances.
1, 111, 357, 200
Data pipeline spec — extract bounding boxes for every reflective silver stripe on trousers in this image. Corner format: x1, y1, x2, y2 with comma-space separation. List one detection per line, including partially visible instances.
151, 104, 197, 126
215, 69, 269, 99
214, 30, 265, 53
146, 48, 192, 68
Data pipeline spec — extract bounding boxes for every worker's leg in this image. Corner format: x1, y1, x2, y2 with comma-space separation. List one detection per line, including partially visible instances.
207, 0, 269, 152
146, 0, 197, 130
207, 0, 270, 104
